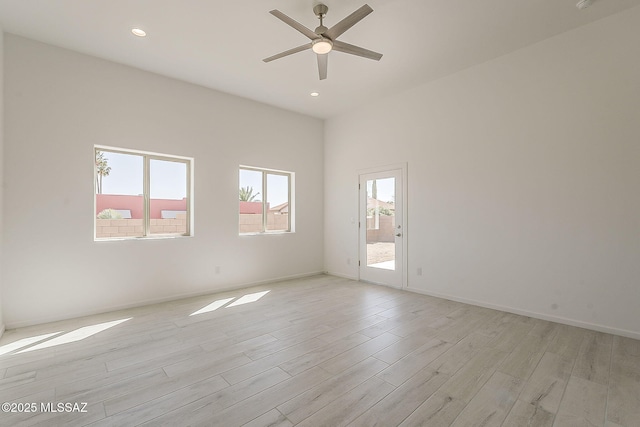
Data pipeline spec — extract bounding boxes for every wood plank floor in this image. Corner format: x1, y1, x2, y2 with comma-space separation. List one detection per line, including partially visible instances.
1, 274, 639, 426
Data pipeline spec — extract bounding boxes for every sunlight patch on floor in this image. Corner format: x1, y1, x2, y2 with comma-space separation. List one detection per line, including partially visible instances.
190, 297, 235, 316
227, 290, 270, 307
17, 318, 132, 353
190, 290, 271, 316
0, 332, 63, 356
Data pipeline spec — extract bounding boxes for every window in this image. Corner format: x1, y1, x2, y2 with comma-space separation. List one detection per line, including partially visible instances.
95, 146, 192, 239
239, 166, 293, 234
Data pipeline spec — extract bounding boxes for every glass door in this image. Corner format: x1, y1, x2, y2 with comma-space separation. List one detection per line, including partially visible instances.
359, 169, 404, 288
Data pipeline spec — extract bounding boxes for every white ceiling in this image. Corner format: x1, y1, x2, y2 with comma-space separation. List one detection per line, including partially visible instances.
1, 0, 639, 119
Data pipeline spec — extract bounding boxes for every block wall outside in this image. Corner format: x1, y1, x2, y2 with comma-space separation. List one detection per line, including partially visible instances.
366, 215, 395, 243
96, 213, 187, 238
239, 213, 289, 233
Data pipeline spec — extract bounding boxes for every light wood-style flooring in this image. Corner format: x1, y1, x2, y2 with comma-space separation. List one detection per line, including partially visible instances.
1, 275, 639, 426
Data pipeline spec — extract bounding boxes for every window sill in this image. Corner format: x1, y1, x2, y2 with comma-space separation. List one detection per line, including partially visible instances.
94, 234, 192, 242
239, 231, 294, 236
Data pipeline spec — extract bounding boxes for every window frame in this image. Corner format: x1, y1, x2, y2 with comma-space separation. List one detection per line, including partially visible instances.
239, 165, 293, 235
94, 145, 193, 240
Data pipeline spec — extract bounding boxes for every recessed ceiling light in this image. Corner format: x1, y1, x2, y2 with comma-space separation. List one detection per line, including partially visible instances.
310, 92, 319, 97
131, 28, 147, 37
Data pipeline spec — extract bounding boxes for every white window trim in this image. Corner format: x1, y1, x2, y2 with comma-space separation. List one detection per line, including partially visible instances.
239, 165, 294, 235
94, 145, 193, 241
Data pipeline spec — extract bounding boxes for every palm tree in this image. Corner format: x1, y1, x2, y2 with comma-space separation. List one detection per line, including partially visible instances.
239, 186, 260, 202
95, 150, 111, 194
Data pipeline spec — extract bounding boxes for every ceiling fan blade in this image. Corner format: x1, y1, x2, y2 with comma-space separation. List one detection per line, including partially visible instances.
317, 54, 328, 80
263, 44, 311, 62
269, 10, 319, 40
332, 40, 382, 61
324, 4, 373, 40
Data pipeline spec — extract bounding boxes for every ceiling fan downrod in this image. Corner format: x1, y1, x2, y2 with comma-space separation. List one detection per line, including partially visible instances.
313, 3, 329, 35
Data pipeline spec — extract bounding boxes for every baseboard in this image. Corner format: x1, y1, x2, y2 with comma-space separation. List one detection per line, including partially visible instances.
324, 271, 358, 281
405, 285, 640, 341
5, 271, 326, 330
359, 278, 403, 290
9, 273, 637, 340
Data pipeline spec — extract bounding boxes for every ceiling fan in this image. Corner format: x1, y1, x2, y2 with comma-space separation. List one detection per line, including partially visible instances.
263, 3, 383, 80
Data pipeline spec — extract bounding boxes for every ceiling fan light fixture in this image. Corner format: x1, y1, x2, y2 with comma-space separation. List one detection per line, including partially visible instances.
312, 38, 333, 54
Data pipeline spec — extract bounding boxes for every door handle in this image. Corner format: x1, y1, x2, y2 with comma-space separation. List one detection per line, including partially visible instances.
395, 233, 402, 237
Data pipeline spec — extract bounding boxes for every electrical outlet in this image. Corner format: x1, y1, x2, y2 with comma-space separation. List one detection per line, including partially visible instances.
417, 267, 422, 276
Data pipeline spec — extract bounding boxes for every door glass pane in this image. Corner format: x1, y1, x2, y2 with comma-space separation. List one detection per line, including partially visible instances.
366, 177, 396, 270
239, 169, 264, 233
95, 150, 144, 238
266, 173, 289, 231
150, 159, 187, 235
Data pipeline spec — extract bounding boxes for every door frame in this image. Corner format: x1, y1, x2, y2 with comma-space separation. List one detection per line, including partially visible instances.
358, 162, 408, 290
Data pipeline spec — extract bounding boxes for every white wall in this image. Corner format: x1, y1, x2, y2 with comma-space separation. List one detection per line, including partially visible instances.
325, 8, 640, 338
0, 28, 5, 337
3, 35, 324, 328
